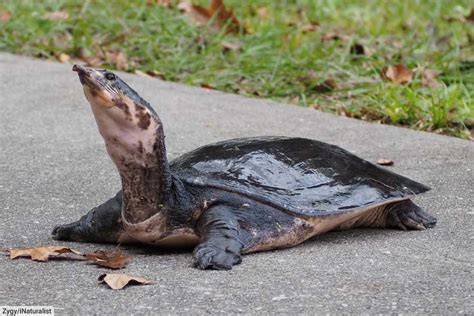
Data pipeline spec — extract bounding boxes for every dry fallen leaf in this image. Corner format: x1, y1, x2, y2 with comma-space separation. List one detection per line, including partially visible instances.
7, 246, 82, 262
135, 69, 166, 80
334, 103, 353, 117
381, 64, 413, 84
105, 50, 129, 70
421, 68, 442, 88
313, 79, 338, 93
77, 48, 104, 67
321, 32, 339, 42
296, 70, 317, 83
200, 83, 216, 90
85, 250, 130, 269
43, 10, 69, 21
321, 28, 351, 42
222, 41, 242, 52
56, 53, 70, 63
178, 0, 244, 34
147, 70, 166, 80
0, 11, 11, 21
135, 69, 153, 78
98, 273, 154, 290
300, 22, 320, 33
376, 159, 394, 166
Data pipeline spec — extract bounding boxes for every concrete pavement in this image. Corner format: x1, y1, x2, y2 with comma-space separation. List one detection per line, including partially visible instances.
0, 53, 472, 314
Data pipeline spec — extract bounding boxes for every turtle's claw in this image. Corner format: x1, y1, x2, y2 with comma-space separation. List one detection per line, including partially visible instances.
387, 201, 437, 230
193, 243, 242, 270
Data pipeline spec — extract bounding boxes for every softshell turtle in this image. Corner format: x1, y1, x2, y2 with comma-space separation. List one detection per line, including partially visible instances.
52, 65, 437, 270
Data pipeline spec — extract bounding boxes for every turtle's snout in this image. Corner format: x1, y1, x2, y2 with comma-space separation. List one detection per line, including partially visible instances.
73, 64, 90, 81
73, 64, 92, 87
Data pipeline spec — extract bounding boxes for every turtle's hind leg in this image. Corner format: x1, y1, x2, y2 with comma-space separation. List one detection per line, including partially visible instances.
52, 191, 129, 243
350, 199, 437, 231
384, 199, 437, 230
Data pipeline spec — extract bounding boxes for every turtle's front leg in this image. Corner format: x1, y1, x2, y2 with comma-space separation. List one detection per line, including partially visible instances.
52, 191, 128, 243
193, 204, 246, 270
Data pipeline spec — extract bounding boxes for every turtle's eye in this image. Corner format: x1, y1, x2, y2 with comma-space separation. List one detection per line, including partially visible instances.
105, 72, 116, 81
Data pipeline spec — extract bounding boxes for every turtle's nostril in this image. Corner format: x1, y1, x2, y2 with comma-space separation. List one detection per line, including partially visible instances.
72, 64, 86, 74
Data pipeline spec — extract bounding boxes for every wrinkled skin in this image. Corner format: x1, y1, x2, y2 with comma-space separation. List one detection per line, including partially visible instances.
52, 66, 437, 270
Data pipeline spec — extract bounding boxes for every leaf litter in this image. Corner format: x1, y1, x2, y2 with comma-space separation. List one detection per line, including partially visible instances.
5, 245, 148, 290
381, 64, 413, 84
85, 250, 130, 270
6, 245, 131, 269
376, 159, 394, 166
177, 0, 245, 34
7, 246, 83, 262
99, 273, 154, 290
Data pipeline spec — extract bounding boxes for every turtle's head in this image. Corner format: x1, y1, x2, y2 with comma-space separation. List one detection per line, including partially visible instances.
73, 64, 162, 166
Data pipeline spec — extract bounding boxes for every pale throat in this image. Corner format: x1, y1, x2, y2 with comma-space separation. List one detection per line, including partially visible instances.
86, 88, 172, 223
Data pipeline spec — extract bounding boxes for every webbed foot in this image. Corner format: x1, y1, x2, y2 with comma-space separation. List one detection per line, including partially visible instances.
387, 200, 437, 230
193, 204, 245, 270
193, 241, 242, 270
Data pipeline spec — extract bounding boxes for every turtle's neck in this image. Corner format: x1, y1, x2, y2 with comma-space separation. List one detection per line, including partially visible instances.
107, 124, 173, 224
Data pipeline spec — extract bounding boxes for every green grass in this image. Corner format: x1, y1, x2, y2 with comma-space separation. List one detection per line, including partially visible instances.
1, 0, 473, 138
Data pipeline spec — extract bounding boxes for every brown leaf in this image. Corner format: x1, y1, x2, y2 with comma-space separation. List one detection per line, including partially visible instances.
376, 159, 394, 166
7, 246, 83, 262
135, 69, 153, 78
222, 41, 242, 52
85, 250, 130, 269
144, 69, 166, 80
313, 79, 338, 93
0, 11, 11, 21
336, 104, 353, 117
55, 53, 70, 63
321, 32, 338, 42
178, 0, 244, 34
321, 29, 351, 42
105, 50, 128, 70
200, 83, 216, 90
296, 70, 317, 83
43, 10, 69, 21
135, 69, 167, 80
257, 7, 268, 19
381, 64, 413, 84
421, 68, 442, 89
98, 273, 154, 290
77, 48, 104, 67
300, 22, 320, 33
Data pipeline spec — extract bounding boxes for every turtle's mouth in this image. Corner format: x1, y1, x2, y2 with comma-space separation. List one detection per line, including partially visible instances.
73, 64, 115, 108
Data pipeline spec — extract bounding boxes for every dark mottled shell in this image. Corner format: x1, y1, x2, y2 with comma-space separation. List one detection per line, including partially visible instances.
171, 137, 430, 217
